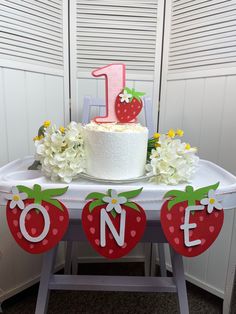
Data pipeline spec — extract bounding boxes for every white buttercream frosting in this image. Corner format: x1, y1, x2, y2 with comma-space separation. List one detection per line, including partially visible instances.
83, 122, 148, 180
84, 121, 148, 133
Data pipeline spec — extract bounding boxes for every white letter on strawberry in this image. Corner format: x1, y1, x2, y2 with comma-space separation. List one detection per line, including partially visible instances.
100, 208, 126, 247
180, 205, 204, 247
19, 203, 50, 243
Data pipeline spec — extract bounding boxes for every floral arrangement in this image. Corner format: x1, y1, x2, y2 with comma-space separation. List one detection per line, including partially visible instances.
146, 129, 199, 185
33, 121, 85, 183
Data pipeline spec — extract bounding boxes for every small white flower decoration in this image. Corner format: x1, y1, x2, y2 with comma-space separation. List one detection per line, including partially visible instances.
119, 89, 132, 103
103, 190, 127, 214
200, 189, 223, 213
5, 186, 28, 210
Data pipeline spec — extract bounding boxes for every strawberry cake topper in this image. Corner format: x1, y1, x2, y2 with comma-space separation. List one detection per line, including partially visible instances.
160, 182, 224, 257
82, 187, 146, 259
5, 184, 69, 254
91, 63, 145, 123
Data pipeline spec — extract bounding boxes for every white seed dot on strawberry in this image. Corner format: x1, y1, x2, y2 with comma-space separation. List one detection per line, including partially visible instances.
52, 228, 58, 235
209, 226, 215, 233
12, 208, 18, 215
89, 227, 95, 234
179, 206, 184, 213
199, 216, 204, 222
201, 238, 206, 246
29, 244, 34, 249
136, 216, 141, 222
189, 230, 193, 237
117, 110, 120, 114
26, 213, 31, 221
59, 216, 64, 222
174, 237, 180, 245
13, 220, 18, 227
17, 232, 22, 239
131, 230, 136, 237
45, 205, 50, 211
95, 239, 100, 246
131, 104, 134, 108
87, 214, 93, 222
109, 233, 113, 240
109, 249, 113, 255
215, 212, 219, 218
117, 103, 121, 108
42, 239, 48, 246
124, 109, 127, 113
166, 213, 172, 221
31, 228, 37, 235
127, 115, 130, 119
188, 247, 193, 252
122, 242, 127, 249
169, 226, 175, 233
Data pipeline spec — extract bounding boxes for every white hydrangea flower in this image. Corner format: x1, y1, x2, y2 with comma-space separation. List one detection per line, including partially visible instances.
146, 134, 199, 185
35, 122, 85, 183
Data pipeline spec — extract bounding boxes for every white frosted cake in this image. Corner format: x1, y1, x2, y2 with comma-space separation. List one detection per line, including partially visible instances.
83, 122, 148, 180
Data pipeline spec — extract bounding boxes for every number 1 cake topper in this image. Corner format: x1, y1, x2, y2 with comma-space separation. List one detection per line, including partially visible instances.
92, 63, 145, 123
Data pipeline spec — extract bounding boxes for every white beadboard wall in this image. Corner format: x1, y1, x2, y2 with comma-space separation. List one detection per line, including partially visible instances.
0, 67, 66, 167
159, 73, 236, 298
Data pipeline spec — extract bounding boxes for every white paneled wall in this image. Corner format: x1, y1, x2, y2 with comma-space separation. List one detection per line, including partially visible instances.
0, 68, 66, 167
159, 0, 236, 298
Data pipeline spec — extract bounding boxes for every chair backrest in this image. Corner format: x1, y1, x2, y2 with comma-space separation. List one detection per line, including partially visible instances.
82, 96, 155, 137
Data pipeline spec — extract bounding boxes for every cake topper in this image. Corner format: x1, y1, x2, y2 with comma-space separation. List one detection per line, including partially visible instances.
92, 63, 145, 123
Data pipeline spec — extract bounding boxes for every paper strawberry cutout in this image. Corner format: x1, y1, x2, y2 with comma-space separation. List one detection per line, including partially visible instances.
115, 87, 145, 122
161, 182, 224, 257
82, 188, 146, 259
6, 184, 69, 254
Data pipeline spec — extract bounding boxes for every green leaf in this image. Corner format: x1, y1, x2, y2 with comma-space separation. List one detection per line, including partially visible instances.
46, 199, 64, 211
118, 187, 143, 200
125, 202, 140, 212
85, 192, 107, 200
194, 182, 219, 199
167, 198, 183, 210
42, 186, 68, 198
110, 209, 117, 218
164, 189, 185, 199
17, 185, 34, 198
89, 199, 105, 213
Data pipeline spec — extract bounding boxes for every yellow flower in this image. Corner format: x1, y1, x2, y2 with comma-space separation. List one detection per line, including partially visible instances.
167, 129, 175, 138
185, 143, 191, 150
176, 129, 184, 137
59, 126, 65, 133
153, 132, 161, 139
43, 120, 51, 128
33, 135, 44, 142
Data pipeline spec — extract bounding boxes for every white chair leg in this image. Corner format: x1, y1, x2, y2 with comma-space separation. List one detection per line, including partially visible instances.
144, 243, 152, 276
158, 243, 167, 277
64, 241, 73, 274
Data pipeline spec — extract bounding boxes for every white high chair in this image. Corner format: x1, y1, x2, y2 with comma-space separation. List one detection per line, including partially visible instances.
64, 96, 167, 277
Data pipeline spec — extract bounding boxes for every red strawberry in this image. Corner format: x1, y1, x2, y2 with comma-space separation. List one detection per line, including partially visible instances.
115, 87, 145, 123
82, 188, 146, 259
161, 183, 224, 257
6, 184, 69, 254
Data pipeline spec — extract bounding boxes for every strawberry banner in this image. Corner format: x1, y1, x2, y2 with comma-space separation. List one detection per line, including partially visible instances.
5, 184, 69, 254
161, 182, 224, 257
82, 188, 146, 259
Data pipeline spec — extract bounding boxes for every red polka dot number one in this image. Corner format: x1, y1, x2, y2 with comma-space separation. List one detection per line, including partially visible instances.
5, 184, 69, 254
160, 183, 224, 257
92, 64, 145, 123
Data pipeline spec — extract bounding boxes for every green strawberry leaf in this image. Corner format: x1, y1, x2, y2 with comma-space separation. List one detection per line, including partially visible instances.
125, 202, 140, 212
110, 209, 117, 218
89, 199, 105, 213
118, 187, 143, 200
167, 198, 182, 210
85, 192, 107, 200
42, 186, 68, 198
164, 189, 185, 198
17, 185, 34, 198
193, 182, 219, 199
46, 199, 64, 211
